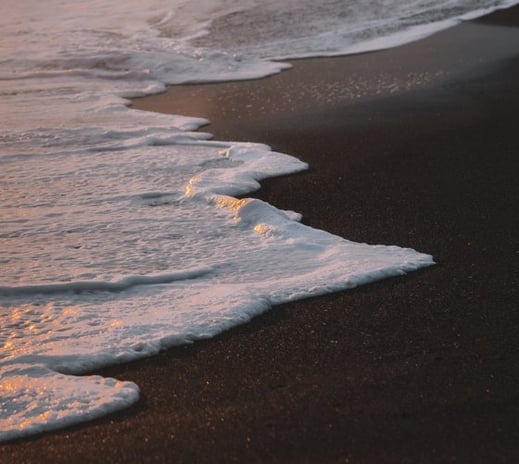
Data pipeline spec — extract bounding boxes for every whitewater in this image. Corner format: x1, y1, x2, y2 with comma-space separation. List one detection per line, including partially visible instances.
1, 0, 515, 442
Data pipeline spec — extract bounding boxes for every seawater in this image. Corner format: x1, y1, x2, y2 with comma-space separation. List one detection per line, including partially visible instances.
0, 0, 515, 441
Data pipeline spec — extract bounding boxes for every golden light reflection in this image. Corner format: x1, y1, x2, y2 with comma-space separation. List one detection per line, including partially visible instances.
2, 341, 14, 351
0, 378, 24, 393
214, 197, 249, 221
254, 224, 270, 235
109, 319, 123, 329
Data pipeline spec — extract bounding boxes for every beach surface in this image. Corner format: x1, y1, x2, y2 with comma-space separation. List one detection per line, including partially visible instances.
4, 6, 519, 463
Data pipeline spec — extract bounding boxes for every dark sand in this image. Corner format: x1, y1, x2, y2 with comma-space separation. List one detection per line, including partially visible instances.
4, 7, 519, 464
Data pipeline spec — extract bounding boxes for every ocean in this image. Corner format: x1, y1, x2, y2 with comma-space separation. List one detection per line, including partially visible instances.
0, 0, 515, 441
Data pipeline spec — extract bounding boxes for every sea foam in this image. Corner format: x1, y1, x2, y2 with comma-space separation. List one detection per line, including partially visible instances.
2, 0, 516, 442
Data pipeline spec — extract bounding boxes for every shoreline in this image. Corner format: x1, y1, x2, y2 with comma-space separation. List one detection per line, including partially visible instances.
4, 6, 519, 463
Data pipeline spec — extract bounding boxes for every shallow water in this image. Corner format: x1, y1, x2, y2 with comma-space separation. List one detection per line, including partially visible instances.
1, 0, 515, 441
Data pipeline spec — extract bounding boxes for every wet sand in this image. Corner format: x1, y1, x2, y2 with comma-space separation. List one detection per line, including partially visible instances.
4, 6, 519, 464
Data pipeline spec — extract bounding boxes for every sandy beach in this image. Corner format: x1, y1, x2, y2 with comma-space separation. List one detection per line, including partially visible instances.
4, 6, 519, 463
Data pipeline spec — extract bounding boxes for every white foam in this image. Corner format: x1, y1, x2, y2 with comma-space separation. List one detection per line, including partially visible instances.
0, 364, 139, 442
1, 136, 434, 442
2, 0, 516, 442
184, 144, 308, 198
186, 0, 519, 61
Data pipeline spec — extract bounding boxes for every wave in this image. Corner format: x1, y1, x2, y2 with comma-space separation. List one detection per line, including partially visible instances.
0, 267, 215, 297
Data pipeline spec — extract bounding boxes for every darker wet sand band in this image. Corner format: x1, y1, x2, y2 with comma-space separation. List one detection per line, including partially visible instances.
4, 6, 519, 463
